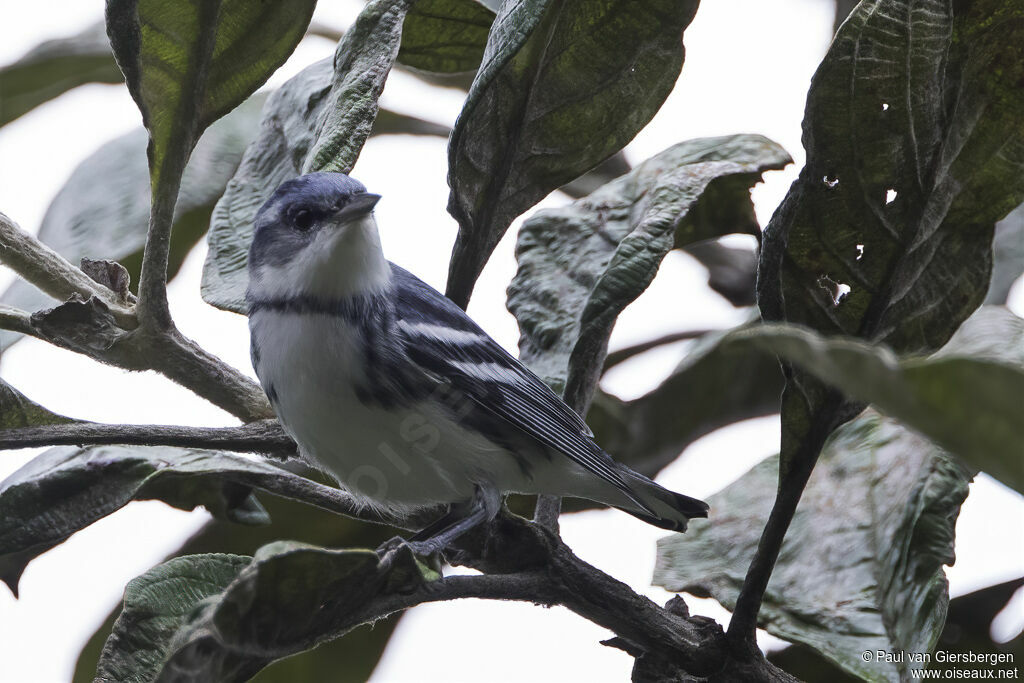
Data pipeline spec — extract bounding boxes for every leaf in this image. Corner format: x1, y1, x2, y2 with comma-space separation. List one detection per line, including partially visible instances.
106, 0, 316, 187
0, 378, 76, 429
757, 0, 1024, 468
770, 576, 1024, 681
0, 97, 264, 352
726, 307, 1024, 494
507, 134, 790, 407
445, 0, 701, 307
74, 494, 404, 683
0, 21, 122, 126
305, 0, 416, 174
588, 323, 784, 478
684, 240, 759, 307
0, 445, 361, 595
986, 202, 1024, 305
203, 56, 449, 313
147, 542, 436, 682
398, 0, 495, 74
95, 554, 252, 683
654, 412, 973, 682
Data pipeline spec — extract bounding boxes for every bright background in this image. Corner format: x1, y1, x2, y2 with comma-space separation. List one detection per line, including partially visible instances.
1, 2, 1022, 681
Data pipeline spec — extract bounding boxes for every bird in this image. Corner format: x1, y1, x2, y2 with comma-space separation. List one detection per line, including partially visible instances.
246, 172, 708, 554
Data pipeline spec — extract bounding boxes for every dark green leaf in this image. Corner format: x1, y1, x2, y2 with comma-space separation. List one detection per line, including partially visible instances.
445, 0, 701, 307
726, 307, 1024, 494
74, 494, 404, 683
203, 57, 449, 314
589, 322, 784, 479
986, 202, 1024, 305
96, 553, 251, 683
106, 0, 316, 186
684, 240, 759, 307
0, 378, 76, 430
154, 542, 436, 681
399, 0, 495, 73
0, 98, 264, 352
655, 412, 972, 682
757, 0, 1024, 471
305, 0, 416, 174
770, 576, 1024, 681
507, 134, 790, 408
0, 21, 122, 126
0, 445, 361, 595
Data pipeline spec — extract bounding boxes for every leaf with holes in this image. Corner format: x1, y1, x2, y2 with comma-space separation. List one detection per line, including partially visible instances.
399, 0, 496, 73
0, 21, 122, 126
655, 412, 972, 683
0, 445, 360, 596
0, 98, 263, 352
507, 134, 790, 408
757, 0, 1024, 471
445, 0, 701, 307
140, 542, 437, 681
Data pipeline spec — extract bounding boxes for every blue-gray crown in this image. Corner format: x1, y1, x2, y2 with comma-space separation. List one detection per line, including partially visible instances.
249, 172, 378, 268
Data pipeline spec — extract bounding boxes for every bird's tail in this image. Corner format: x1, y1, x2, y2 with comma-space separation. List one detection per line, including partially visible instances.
614, 468, 708, 532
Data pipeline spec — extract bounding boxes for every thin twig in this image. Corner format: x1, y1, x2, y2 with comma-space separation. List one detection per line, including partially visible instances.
602, 328, 715, 371
0, 304, 43, 339
0, 212, 135, 325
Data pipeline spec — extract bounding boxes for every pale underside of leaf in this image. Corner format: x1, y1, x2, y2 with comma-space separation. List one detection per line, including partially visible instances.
655, 412, 971, 683
507, 134, 790, 408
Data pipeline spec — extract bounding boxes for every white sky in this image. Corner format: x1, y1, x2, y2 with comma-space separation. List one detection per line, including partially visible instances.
1, 2, 1022, 682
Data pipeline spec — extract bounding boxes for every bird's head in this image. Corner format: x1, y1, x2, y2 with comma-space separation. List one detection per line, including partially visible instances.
247, 172, 388, 301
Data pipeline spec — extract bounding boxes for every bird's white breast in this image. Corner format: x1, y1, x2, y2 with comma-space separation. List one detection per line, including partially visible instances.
249, 310, 517, 513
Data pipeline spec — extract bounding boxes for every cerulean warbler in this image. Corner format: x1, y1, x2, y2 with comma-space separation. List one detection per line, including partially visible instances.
247, 172, 708, 553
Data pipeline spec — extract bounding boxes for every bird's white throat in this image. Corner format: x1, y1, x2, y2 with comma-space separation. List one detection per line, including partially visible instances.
249, 214, 391, 300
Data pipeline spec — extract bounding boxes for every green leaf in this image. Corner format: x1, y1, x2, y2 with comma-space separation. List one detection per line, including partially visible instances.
0, 21, 122, 126
728, 307, 1024, 494
202, 56, 449, 314
73, 492, 404, 683
149, 542, 436, 681
445, 0, 701, 307
986, 202, 1024, 305
507, 134, 790, 407
0, 378, 76, 429
399, 0, 495, 74
0, 445, 360, 595
654, 412, 972, 683
305, 0, 416, 174
106, 0, 316, 187
0, 97, 264, 352
588, 323, 784, 478
96, 553, 252, 683
758, 0, 1024, 468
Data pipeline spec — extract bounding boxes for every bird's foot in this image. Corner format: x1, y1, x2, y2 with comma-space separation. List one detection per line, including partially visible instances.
376, 535, 446, 573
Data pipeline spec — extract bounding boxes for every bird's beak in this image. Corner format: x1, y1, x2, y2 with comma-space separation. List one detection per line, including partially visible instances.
335, 192, 381, 222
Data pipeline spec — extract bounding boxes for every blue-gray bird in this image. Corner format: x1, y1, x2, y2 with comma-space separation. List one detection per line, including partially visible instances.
246, 172, 708, 554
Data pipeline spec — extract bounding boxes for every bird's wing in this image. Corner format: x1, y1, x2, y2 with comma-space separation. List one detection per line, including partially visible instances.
390, 265, 644, 506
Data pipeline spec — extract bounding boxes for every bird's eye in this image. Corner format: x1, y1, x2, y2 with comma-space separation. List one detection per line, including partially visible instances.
293, 210, 314, 231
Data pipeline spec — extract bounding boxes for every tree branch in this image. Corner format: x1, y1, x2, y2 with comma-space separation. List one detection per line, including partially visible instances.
602, 328, 715, 371
0, 304, 43, 340
0, 418, 295, 455
0, 212, 135, 325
